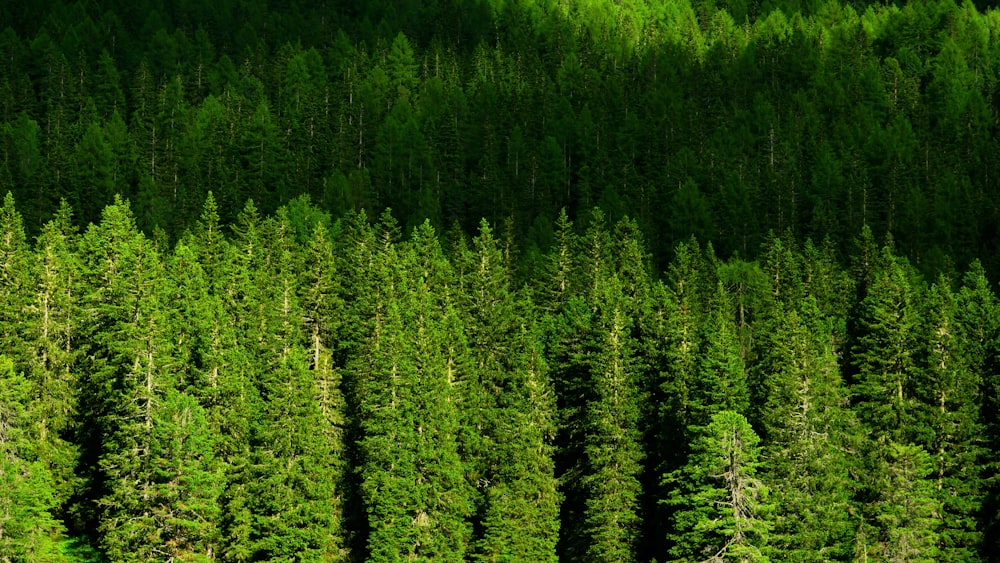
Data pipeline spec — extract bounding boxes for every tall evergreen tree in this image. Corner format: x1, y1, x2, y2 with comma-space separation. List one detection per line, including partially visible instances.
690, 284, 751, 429
75, 196, 223, 560
665, 410, 772, 562
23, 201, 81, 517
246, 345, 345, 561
0, 354, 65, 561
866, 442, 941, 563
0, 192, 29, 358
755, 299, 857, 560
579, 272, 645, 563
456, 221, 559, 563
850, 245, 922, 444
919, 278, 985, 560
357, 221, 472, 562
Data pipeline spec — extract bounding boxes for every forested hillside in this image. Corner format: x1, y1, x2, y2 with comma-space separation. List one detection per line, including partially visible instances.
3, 0, 1000, 273
4, 0, 1000, 561
3, 194, 1000, 561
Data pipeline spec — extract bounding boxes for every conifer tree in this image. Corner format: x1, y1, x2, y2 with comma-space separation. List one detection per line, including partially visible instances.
0, 354, 64, 561
851, 245, 922, 444
147, 389, 223, 561
245, 346, 345, 561
691, 284, 750, 429
659, 239, 715, 438
222, 207, 347, 560
76, 196, 223, 560
538, 209, 576, 312
919, 278, 985, 560
0, 192, 28, 358
580, 272, 645, 563
358, 221, 472, 562
867, 442, 941, 563
167, 240, 257, 563
666, 410, 772, 562
23, 201, 81, 514
955, 261, 1000, 556
456, 221, 559, 563
755, 299, 856, 560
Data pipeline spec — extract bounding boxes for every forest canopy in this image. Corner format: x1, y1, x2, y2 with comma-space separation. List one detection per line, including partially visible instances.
3, 0, 1000, 561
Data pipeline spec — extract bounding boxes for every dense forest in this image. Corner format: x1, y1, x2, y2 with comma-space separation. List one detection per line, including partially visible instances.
4, 0, 1000, 561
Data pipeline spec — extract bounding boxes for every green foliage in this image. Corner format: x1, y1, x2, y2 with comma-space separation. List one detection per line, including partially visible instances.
0, 355, 66, 562
666, 410, 772, 562
456, 221, 559, 563
580, 273, 645, 563
755, 300, 857, 560
851, 245, 923, 443
3, 3, 1000, 559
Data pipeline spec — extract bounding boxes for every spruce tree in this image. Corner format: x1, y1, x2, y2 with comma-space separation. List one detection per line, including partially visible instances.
755, 299, 857, 560
919, 278, 985, 560
867, 442, 941, 563
23, 201, 81, 518
690, 284, 750, 429
956, 261, 1000, 558
580, 272, 644, 563
456, 221, 559, 563
659, 238, 715, 439
850, 245, 922, 444
0, 192, 28, 359
357, 221, 472, 562
0, 354, 64, 561
73, 196, 220, 560
665, 410, 772, 562
146, 389, 223, 561
300, 220, 351, 558
246, 346, 345, 561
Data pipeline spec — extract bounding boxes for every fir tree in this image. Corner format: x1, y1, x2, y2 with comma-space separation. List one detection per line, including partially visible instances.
850, 245, 922, 444
358, 221, 472, 562
580, 272, 645, 563
246, 346, 346, 561
0, 192, 28, 359
0, 354, 64, 561
755, 300, 857, 560
666, 410, 772, 562
23, 201, 81, 516
690, 284, 751, 429
457, 221, 559, 563
919, 278, 985, 560
868, 442, 941, 563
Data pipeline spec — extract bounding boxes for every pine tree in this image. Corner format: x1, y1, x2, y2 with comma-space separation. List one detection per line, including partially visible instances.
23, 201, 81, 516
246, 346, 345, 561
147, 389, 223, 561
850, 246, 922, 444
868, 442, 941, 563
755, 299, 857, 560
357, 221, 472, 562
0, 354, 65, 561
0, 192, 29, 359
580, 272, 645, 563
75, 196, 160, 546
301, 220, 351, 554
167, 239, 257, 563
222, 207, 347, 560
659, 238, 715, 437
918, 278, 985, 560
690, 284, 750, 429
77, 196, 223, 560
955, 261, 1000, 558
456, 221, 559, 563
666, 410, 772, 562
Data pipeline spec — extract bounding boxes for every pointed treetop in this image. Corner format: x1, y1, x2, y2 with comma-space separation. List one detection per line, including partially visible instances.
50, 199, 77, 237
199, 191, 220, 231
